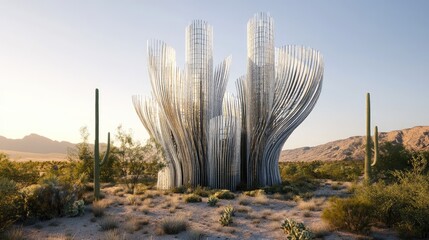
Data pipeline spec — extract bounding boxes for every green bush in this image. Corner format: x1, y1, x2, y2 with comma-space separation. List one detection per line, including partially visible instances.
185, 194, 202, 203
314, 161, 362, 181
243, 189, 265, 197
192, 186, 211, 197
323, 154, 429, 238
0, 178, 25, 233
279, 160, 362, 182
171, 185, 187, 194
22, 177, 81, 220
322, 196, 373, 233
0, 154, 39, 187
214, 190, 235, 199
281, 218, 314, 240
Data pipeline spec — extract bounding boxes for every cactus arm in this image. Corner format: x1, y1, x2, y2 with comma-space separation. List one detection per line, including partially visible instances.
364, 93, 371, 181
100, 132, 110, 166
372, 126, 378, 166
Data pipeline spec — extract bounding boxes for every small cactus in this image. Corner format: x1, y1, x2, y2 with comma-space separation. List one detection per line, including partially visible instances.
219, 205, 235, 226
219, 212, 233, 226
66, 200, 85, 217
223, 205, 235, 216
207, 195, 218, 207
281, 218, 314, 240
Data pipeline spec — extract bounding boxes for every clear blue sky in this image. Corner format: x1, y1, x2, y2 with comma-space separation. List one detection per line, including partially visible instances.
1, 0, 428, 149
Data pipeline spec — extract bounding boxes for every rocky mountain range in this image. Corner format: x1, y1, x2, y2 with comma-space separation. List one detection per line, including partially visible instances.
1, 126, 429, 162
280, 126, 429, 162
0, 134, 75, 154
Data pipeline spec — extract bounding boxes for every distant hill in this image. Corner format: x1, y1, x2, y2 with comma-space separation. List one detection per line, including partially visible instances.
2, 126, 429, 162
0, 134, 75, 154
280, 126, 429, 162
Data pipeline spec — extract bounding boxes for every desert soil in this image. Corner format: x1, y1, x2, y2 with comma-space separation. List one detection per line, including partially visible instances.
18, 180, 399, 240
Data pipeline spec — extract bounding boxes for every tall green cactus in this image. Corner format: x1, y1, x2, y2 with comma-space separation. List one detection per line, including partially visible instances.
364, 93, 371, 181
364, 93, 379, 182
94, 88, 110, 201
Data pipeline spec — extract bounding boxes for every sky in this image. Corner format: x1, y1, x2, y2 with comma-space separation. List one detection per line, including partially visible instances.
0, 0, 428, 149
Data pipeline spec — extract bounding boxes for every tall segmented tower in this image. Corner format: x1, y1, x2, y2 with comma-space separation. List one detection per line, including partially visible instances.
133, 13, 324, 190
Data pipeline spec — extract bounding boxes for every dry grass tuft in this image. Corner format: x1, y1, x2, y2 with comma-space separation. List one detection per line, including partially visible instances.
303, 211, 312, 217
104, 229, 126, 240
254, 194, 269, 205
45, 233, 76, 240
236, 205, 252, 213
139, 206, 149, 214
260, 209, 273, 219
99, 216, 118, 231
3, 226, 25, 240
124, 217, 146, 233
237, 194, 252, 206
184, 229, 205, 240
92, 200, 109, 217
159, 216, 188, 235
307, 221, 333, 237
297, 197, 325, 211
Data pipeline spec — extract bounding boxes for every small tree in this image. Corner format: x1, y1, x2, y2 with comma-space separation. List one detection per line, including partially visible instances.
68, 127, 94, 180
114, 125, 164, 191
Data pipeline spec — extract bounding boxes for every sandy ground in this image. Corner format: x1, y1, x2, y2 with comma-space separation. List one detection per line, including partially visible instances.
1, 150, 68, 162
17, 180, 399, 240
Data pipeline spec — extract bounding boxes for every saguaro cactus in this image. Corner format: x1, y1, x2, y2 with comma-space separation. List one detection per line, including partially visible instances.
364, 93, 371, 181
364, 93, 379, 182
94, 88, 110, 201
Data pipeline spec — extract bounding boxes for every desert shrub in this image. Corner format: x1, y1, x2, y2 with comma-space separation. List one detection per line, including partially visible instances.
0, 178, 25, 233
281, 218, 314, 240
185, 194, 202, 203
22, 177, 81, 220
279, 160, 362, 182
67, 127, 121, 183
171, 185, 187, 194
114, 126, 165, 192
323, 154, 429, 238
192, 185, 211, 197
0, 154, 39, 187
207, 195, 218, 206
161, 216, 187, 234
322, 196, 373, 233
367, 155, 429, 238
314, 161, 362, 181
372, 142, 412, 180
243, 189, 265, 197
214, 190, 235, 199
